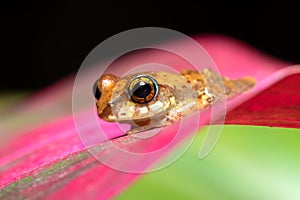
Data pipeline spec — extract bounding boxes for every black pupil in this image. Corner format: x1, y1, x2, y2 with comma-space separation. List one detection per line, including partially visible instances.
93, 80, 101, 100
133, 82, 152, 98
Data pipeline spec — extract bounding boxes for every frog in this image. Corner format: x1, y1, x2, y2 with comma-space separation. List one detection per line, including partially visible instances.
94, 68, 256, 134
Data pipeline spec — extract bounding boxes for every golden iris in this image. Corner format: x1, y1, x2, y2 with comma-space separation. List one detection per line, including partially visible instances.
128, 75, 159, 103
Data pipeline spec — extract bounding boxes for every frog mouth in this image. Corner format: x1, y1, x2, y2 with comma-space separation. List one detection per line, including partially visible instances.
99, 104, 166, 123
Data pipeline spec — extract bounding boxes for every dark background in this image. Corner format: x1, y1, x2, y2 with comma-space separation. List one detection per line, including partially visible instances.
1, 1, 299, 90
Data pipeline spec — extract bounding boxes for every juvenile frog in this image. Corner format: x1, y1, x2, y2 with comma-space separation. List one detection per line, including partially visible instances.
94, 69, 255, 134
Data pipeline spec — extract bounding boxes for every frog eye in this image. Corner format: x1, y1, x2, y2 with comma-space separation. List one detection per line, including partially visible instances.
128, 75, 159, 104
93, 79, 101, 100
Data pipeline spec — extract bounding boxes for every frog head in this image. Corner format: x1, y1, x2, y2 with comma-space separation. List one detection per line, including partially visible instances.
94, 71, 196, 127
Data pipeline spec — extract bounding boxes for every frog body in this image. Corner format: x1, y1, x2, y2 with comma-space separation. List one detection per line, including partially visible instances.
95, 69, 255, 134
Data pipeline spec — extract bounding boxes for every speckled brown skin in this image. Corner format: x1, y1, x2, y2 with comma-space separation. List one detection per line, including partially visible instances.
96, 69, 255, 134
181, 69, 256, 109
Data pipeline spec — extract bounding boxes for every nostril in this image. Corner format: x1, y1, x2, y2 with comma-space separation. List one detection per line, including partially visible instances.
93, 80, 101, 100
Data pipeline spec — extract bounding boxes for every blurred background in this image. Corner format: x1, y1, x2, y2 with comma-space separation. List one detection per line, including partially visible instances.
1, 0, 299, 90
1, 2, 300, 199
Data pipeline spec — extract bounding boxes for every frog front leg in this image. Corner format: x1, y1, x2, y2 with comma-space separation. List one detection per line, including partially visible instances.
126, 110, 182, 135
